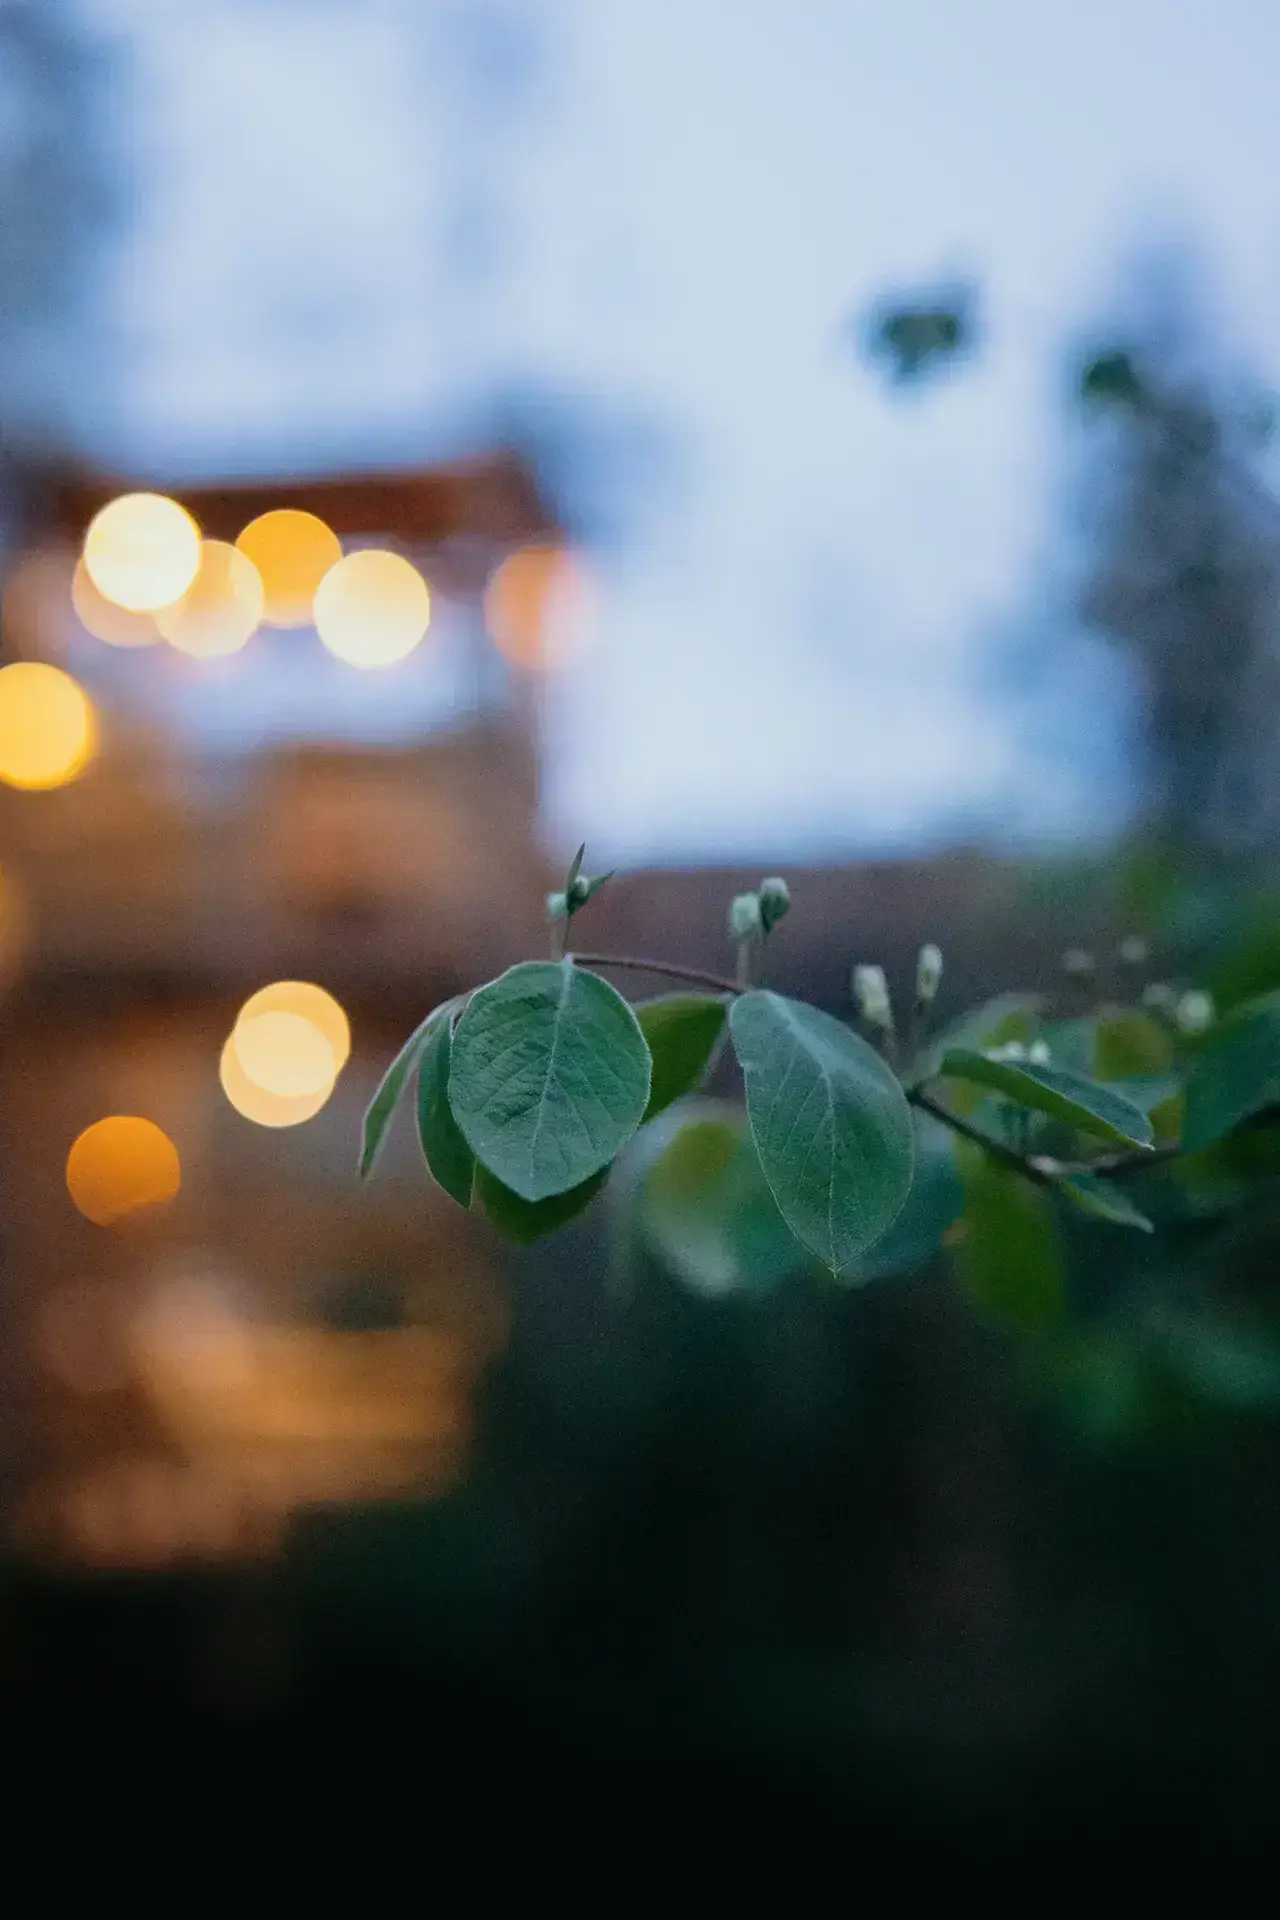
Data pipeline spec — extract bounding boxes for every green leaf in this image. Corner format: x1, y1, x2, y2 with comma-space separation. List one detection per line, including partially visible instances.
472, 1161, 609, 1245
847, 1110, 963, 1282
448, 960, 652, 1201
1183, 990, 1280, 1150
565, 843, 586, 892
415, 1014, 475, 1208
1093, 1008, 1173, 1079
359, 1001, 454, 1179
917, 993, 1043, 1105
955, 1148, 1064, 1332
635, 994, 727, 1122
640, 1111, 807, 1296
1057, 1171, 1154, 1233
730, 991, 915, 1272
938, 1048, 1153, 1149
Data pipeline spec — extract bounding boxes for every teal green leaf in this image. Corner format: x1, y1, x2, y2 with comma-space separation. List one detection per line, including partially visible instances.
640, 1111, 807, 1295
449, 960, 651, 1201
1057, 1171, 1154, 1232
848, 1110, 963, 1282
472, 1161, 609, 1244
730, 991, 915, 1272
415, 1013, 475, 1208
635, 994, 727, 1122
916, 993, 1044, 1104
1183, 989, 1280, 1150
955, 1148, 1064, 1332
359, 1001, 454, 1178
938, 1048, 1153, 1149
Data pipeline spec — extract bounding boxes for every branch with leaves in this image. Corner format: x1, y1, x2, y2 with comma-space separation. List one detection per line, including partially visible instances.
360, 855, 1280, 1317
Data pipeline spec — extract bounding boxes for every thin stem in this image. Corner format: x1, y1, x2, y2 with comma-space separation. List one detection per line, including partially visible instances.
1090, 1141, 1183, 1180
908, 1088, 1052, 1183
569, 952, 745, 997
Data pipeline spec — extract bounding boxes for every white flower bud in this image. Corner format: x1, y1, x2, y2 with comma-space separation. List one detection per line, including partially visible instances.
852, 963, 893, 1031
1028, 1039, 1052, 1066
567, 875, 592, 909
1118, 936, 1149, 967
915, 942, 943, 1005
758, 876, 791, 934
1175, 989, 1215, 1035
729, 892, 763, 941
546, 891, 569, 920
987, 1040, 1027, 1062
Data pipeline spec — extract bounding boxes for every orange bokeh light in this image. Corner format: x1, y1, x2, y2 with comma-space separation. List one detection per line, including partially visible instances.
66, 1116, 181, 1227
235, 509, 342, 628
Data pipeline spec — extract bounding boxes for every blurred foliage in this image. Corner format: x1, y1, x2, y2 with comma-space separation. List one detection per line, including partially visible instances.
858, 280, 977, 387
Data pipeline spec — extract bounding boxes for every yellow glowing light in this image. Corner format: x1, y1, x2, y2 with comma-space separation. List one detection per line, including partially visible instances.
66, 1116, 181, 1227
231, 1010, 336, 1097
484, 543, 591, 672
71, 558, 161, 647
233, 981, 351, 1074
82, 493, 201, 613
0, 662, 97, 790
313, 549, 430, 668
219, 1033, 334, 1128
235, 509, 343, 627
155, 540, 264, 657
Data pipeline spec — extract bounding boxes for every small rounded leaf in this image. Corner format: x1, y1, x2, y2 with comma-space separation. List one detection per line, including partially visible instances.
416, 1014, 475, 1208
472, 1161, 609, 1244
729, 991, 915, 1273
635, 994, 727, 1123
449, 960, 651, 1201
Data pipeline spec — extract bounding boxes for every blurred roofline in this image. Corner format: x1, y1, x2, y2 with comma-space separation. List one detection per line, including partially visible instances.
24, 448, 558, 548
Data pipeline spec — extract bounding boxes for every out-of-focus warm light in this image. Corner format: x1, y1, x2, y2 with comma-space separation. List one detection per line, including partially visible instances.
155, 539, 264, 657
314, 549, 430, 667
236, 509, 343, 627
234, 981, 350, 1073
484, 542, 591, 672
82, 493, 201, 612
232, 1010, 336, 1097
66, 1116, 181, 1227
71, 558, 161, 647
0, 662, 96, 789
218, 1033, 334, 1127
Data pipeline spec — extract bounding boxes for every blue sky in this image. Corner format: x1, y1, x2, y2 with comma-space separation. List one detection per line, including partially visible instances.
75, 0, 1280, 863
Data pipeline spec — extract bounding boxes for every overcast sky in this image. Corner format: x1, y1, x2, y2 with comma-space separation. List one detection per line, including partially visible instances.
75, 0, 1280, 864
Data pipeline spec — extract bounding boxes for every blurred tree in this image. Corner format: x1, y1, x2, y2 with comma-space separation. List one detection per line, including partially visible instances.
857, 279, 978, 387
1075, 313, 1280, 858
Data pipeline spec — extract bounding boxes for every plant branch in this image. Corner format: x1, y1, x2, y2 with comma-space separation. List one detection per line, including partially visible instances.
907, 1088, 1054, 1183
569, 953, 745, 997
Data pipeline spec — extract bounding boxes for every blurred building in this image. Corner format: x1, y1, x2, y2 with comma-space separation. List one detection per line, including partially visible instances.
0, 450, 558, 1572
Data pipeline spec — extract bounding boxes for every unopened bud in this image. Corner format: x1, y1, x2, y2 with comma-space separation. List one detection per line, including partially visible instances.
1028, 1038, 1052, 1066
852, 963, 893, 1031
546, 891, 569, 921
987, 1040, 1028, 1063
729, 893, 763, 942
1063, 948, 1095, 978
1118, 936, 1149, 967
915, 942, 943, 1005
758, 876, 791, 934
1175, 988, 1215, 1036
567, 875, 592, 909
